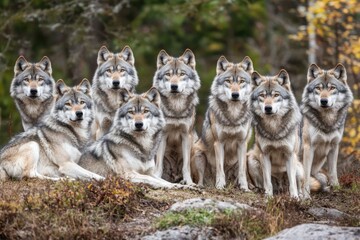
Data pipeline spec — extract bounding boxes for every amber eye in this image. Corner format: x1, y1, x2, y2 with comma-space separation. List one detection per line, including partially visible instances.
65, 102, 71, 106
274, 93, 280, 97
180, 72, 185, 76
120, 68, 126, 73
240, 79, 245, 84
225, 79, 231, 84
315, 86, 321, 90
329, 86, 336, 91
80, 100, 85, 105
106, 69, 112, 73
165, 72, 171, 77
24, 78, 29, 82
128, 110, 134, 115
259, 93, 265, 98
143, 109, 149, 113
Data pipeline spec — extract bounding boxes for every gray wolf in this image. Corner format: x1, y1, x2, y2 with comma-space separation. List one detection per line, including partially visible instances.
78, 88, 191, 189
0, 79, 104, 181
152, 49, 201, 185
10, 56, 55, 131
91, 45, 139, 139
301, 63, 353, 198
249, 69, 302, 198
191, 56, 253, 190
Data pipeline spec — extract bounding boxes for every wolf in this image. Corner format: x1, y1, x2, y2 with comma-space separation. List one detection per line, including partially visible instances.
0, 79, 104, 181
152, 49, 201, 185
190, 56, 253, 190
91, 45, 139, 139
301, 63, 353, 198
10, 56, 55, 131
78, 88, 191, 189
249, 69, 302, 198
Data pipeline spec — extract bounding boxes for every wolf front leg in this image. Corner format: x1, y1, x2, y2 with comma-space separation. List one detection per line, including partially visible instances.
214, 141, 226, 189
327, 143, 340, 187
237, 140, 250, 191
261, 153, 273, 197
287, 153, 299, 199
154, 134, 167, 178
181, 132, 194, 185
303, 143, 314, 198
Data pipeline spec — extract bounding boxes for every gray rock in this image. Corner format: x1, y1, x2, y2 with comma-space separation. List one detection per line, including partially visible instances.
141, 225, 219, 240
265, 223, 360, 240
308, 207, 349, 220
169, 198, 253, 213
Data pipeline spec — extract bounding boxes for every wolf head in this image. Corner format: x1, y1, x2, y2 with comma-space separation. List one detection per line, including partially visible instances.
211, 56, 253, 102
93, 46, 139, 92
113, 88, 165, 135
54, 79, 93, 126
152, 49, 200, 97
11, 56, 54, 99
251, 70, 294, 116
303, 63, 353, 110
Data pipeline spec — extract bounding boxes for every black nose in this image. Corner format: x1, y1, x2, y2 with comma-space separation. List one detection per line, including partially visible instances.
113, 81, 120, 87
232, 92, 239, 99
320, 99, 328, 106
30, 89, 38, 96
76, 111, 83, 118
135, 122, 143, 130
264, 106, 272, 114
171, 84, 178, 91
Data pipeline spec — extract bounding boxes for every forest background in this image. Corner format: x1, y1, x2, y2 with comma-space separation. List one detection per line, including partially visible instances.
0, 0, 359, 161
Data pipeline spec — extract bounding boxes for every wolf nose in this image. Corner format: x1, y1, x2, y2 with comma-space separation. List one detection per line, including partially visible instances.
171, 84, 178, 91
320, 99, 328, 106
113, 81, 120, 87
264, 106, 272, 114
76, 111, 83, 118
232, 92, 240, 99
135, 122, 143, 130
30, 89, 38, 96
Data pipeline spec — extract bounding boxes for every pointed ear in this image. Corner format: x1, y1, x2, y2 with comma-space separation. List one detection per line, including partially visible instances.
119, 88, 132, 104
251, 71, 264, 86
14, 56, 29, 76
276, 69, 290, 86
97, 46, 111, 65
144, 87, 161, 107
38, 56, 52, 75
307, 64, 321, 83
180, 49, 196, 69
119, 45, 135, 66
239, 56, 254, 74
157, 50, 171, 69
55, 79, 69, 96
216, 56, 229, 75
332, 63, 347, 83
77, 78, 91, 96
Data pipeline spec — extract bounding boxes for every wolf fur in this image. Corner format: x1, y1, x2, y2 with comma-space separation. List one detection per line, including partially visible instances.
191, 56, 253, 190
152, 49, 201, 185
301, 63, 353, 198
10, 56, 55, 131
0, 79, 104, 181
78, 88, 191, 189
249, 70, 302, 198
91, 45, 139, 139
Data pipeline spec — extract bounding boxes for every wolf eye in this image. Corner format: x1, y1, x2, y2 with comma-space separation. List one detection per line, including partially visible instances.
143, 109, 150, 113
329, 86, 336, 91
274, 93, 280, 97
315, 86, 321, 90
106, 69, 112, 73
120, 68, 126, 73
23, 78, 29, 82
259, 93, 266, 98
165, 72, 171, 77
180, 72, 185, 76
65, 102, 71, 106
225, 79, 231, 84
128, 110, 134, 115
240, 78, 245, 84
79, 100, 85, 105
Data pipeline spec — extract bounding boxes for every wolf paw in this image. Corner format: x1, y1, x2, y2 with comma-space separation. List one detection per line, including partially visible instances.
215, 179, 226, 189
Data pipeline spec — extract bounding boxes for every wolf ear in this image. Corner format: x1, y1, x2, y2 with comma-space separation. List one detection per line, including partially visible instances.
144, 87, 161, 107
180, 49, 196, 69
55, 79, 70, 96
240, 56, 254, 74
276, 69, 290, 87
14, 56, 29, 76
332, 63, 347, 83
119, 88, 132, 104
119, 45, 135, 66
97, 46, 111, 66
156, 50, 170, 69
216, 56, 229, 75
77, 78, 91, 96
251, 71, 263, 86
307, 64, 321, 83
38, 56, 52, 75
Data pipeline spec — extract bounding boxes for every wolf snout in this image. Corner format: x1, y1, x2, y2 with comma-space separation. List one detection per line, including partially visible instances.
135, 121, 144, 130
30, 89, 38, 97
112, 80, 120, 88
320, 98, 328, 107
264, 105, 273, 114
231, 92, 240, 100
75, 111, 83, 119
170, 84, 178, 92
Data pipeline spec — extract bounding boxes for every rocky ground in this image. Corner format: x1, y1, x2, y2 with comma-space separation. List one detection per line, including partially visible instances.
0, 166, 359, 239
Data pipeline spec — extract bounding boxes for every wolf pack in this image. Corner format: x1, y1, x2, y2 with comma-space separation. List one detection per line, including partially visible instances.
0, 45, 354, 200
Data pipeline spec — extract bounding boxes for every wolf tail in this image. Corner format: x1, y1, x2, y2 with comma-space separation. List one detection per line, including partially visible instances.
310, 172, 329, 192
